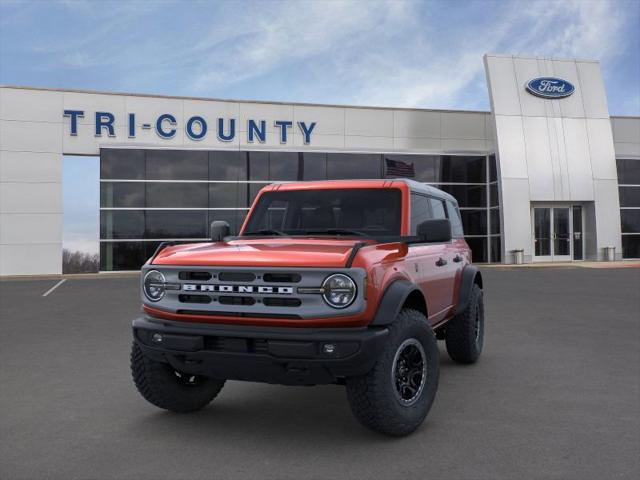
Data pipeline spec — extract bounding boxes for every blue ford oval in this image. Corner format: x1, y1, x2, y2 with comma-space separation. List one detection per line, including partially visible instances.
526, 77, 575, 99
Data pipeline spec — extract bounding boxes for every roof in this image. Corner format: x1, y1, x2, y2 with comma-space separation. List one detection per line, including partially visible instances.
261, 178, 458, 204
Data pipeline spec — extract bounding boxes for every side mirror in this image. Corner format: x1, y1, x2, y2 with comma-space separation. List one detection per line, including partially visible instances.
210, 221, 231, 242
417, 219, 451, 243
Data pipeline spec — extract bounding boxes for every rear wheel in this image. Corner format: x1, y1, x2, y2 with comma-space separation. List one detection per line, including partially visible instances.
131, 342, 225, 413
445, 284, 484, 364
345, 309, 439, 436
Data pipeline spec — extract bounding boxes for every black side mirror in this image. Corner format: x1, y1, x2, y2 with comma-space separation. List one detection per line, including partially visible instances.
210, 221, 231, 242
417, 219, 451, 243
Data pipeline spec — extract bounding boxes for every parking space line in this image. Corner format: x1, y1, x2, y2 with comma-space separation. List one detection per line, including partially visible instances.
42, 279, 66, 297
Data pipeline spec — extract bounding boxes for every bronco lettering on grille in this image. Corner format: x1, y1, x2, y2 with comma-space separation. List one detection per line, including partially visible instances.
182, 284, 293, 294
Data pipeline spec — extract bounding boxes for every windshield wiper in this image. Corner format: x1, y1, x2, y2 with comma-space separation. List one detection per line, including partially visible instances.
245, 229, 287, 236
305, 229, 366, 237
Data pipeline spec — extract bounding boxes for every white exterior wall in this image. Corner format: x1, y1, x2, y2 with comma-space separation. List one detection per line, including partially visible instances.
484, 54, 623, 262
0, 86, 491, 276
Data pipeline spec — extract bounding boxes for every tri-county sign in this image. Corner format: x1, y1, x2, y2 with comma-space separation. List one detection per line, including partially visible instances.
63, 110, 317, 144
525, 77, 575, 99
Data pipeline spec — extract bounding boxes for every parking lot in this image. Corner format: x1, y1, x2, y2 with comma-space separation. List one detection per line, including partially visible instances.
0, 267, 638, 480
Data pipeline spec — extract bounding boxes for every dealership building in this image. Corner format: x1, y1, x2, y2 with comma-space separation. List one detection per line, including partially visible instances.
1, 53, 639, 275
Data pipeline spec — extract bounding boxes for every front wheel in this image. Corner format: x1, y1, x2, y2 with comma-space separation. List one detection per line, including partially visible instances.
131, 342, 225, 413
345, 309, 439, 436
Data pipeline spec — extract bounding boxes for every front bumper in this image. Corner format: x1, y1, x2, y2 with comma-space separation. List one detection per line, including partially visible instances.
133, 316, 388, 385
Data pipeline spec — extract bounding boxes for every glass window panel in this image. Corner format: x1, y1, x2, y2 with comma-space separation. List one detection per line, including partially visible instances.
269, 152, 300, 180
410, 194, 431, 234
621, 235, 640, 258
490, 236, 501, 263
209, 183, 248, 208
145, 210, 208, 238
617, 159, 640, 185
460, 209, 487, 235
621, 210, 640, 233
618, 186, 640, 207
209, 210, 247, 236
429, 198, 447, 219
446, 201, 464, 238
465, 237, 488, 263
100, 182, 145, 208
327, 153, 381, 179
249, 183, 269, 205
436, 184, 486, 208
248, 151, 269, 180
439, 155, 485, 183
489, 183, 499, 207
384, 155, 440, 182
100, 211, 145, 239
490, 209, 501, 234
302, 153, 327, 180
146, 182, 208, 208
100, 149, 145, 180
534, 208, 551, 256
146, 150, 208, 180
489, 155, 497, 182
100, 242, 149, 271
209, 151, 247, 181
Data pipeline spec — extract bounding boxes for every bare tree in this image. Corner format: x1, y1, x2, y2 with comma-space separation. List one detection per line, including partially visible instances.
62, 249, 99, 274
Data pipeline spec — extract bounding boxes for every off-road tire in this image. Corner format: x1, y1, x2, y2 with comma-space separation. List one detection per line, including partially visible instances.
131, 342, 225, 413
345, 309, 439, 436
445, 284, 484, 364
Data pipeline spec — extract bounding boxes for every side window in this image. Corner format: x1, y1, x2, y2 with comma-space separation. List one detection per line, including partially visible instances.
410, 194, 431, 234
446, 200, 464, 237
428, 198, 447, 219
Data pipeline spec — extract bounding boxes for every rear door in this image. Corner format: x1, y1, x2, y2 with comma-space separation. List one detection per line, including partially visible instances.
409, 193, 453, 323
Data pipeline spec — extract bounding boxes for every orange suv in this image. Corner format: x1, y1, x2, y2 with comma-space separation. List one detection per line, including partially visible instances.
131, 179, 484, 436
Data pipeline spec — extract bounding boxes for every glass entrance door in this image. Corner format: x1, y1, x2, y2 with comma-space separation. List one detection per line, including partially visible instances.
532, 205, 583, 262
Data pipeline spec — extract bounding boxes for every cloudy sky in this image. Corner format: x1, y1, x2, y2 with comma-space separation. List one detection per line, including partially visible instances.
1, 0, 639, 253
1, 0, 639, 113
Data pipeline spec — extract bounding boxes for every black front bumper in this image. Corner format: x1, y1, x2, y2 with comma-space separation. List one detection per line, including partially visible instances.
133, 316, 389, 385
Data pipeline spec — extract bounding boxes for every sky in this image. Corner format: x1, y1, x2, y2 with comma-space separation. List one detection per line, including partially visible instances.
1, 0, 639, 254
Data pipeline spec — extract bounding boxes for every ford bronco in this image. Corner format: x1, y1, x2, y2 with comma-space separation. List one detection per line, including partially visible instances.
131, 179, 484, 436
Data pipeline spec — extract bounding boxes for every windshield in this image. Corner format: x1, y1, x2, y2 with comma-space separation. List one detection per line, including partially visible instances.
243, 188, 402, 237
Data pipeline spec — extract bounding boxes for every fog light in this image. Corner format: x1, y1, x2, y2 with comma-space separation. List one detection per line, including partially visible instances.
152, 333, 163, 343
323, 343, 336, 354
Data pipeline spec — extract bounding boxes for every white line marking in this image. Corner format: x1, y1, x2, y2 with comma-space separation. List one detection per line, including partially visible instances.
42, 279, 66, 297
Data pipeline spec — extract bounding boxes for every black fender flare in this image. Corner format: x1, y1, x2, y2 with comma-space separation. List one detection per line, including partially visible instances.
371, 280, 424, 326
455, 265, 482, 315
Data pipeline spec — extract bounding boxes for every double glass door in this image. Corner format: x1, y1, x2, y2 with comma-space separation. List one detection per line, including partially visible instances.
533, 206, 583, 261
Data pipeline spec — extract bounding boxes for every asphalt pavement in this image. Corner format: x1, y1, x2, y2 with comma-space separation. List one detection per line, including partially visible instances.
0, 267, 638, 480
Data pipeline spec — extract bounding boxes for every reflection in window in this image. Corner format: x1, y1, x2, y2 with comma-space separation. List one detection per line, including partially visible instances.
209, 151, 247, 180
617, 158, 640, 185
209, 183, 248, 208
269, 152, 299, 180
146, 150, 208, 180
327, 153, 381, 179
621, 210, 640, 233
100, 182, 145, 208
621, 235, 640, 258
146, 210, 208, 238
437, 184, 486, 208
465, 237, 488, 263
410, 194, 431, 234
100, 149, 145, 179
100, 210, 145, 239
146, 182, 208, 208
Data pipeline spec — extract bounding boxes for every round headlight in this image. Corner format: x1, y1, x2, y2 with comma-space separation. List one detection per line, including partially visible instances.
322, 274, 357, 309
143, 270, 166, 302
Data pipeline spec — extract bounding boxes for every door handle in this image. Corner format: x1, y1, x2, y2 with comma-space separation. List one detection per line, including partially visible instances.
453, 254, 463, 263
436, 257, 447, 267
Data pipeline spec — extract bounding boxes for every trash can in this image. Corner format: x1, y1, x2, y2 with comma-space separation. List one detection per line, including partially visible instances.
604, 246, 616, 262
513, 249, 524, 265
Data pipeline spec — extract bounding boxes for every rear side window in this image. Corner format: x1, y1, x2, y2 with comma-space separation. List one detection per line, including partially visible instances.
410, 194, 431, 234
446, 200, 464, 238
428, 198, 447, 219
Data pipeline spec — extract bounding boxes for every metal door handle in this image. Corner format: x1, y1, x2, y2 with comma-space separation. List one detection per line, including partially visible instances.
453, 255, 463, 263
436, 257, 447, 267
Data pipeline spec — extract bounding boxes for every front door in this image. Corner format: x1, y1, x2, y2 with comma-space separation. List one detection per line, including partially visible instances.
533, 206, 583, 262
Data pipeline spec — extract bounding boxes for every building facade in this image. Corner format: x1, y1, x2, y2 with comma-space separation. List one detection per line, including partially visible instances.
1, 54, 639, 275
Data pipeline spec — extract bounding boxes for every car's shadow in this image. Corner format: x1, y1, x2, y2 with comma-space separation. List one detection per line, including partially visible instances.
129, 349, 461, 446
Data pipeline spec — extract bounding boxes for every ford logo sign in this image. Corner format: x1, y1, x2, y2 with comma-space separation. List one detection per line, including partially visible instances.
526, 77, 575, 99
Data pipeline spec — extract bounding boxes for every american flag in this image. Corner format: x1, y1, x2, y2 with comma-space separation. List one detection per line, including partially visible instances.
385, 158, 415, 178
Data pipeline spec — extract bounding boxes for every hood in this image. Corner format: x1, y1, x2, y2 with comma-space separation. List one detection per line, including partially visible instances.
151, 237, 370, 268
